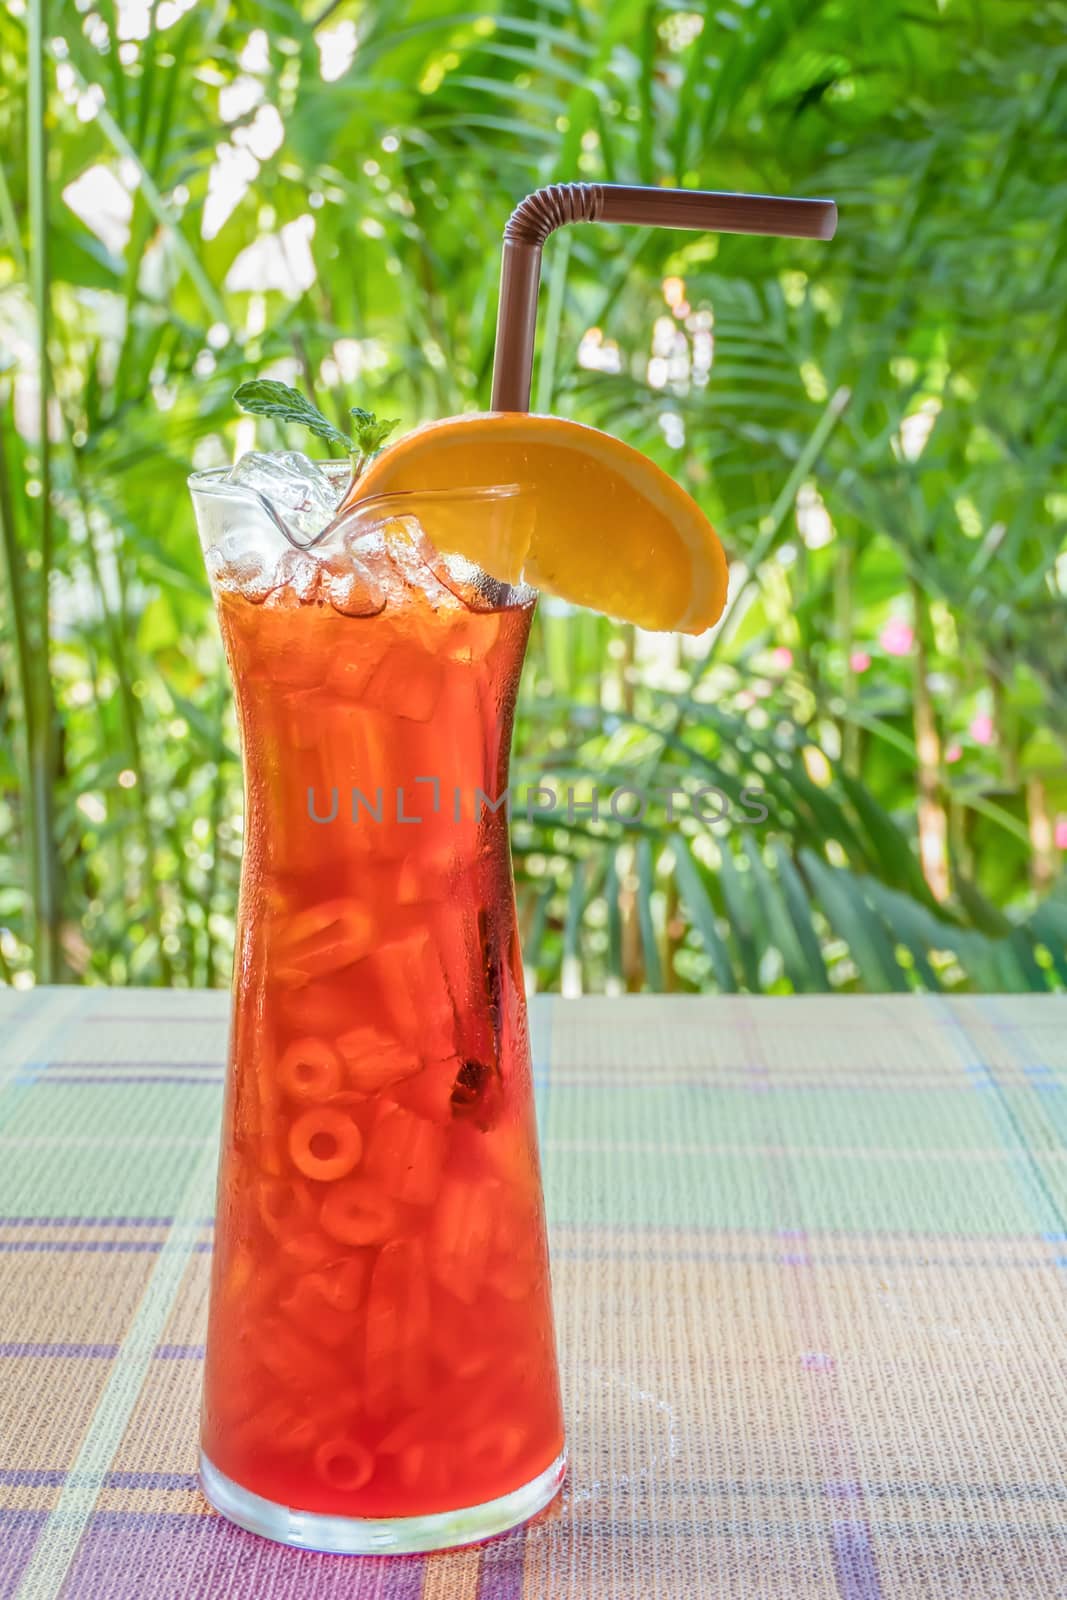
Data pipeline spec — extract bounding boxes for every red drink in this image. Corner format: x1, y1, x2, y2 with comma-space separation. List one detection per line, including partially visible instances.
191, 484, 565, 1551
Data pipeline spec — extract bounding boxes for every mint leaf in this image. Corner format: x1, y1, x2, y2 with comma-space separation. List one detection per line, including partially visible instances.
350, 408, 400, 457
233, 379, 400, 486
234, 379, 353, 451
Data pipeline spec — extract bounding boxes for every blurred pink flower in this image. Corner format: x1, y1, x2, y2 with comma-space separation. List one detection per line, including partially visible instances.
736, 689, 757, 710
880, 618, 914, 657
1054, 817, 1067, 851
969, 712, 995, 746
770, 646, 793, 671
945, 742, 963, 764
849, 650, 872, 674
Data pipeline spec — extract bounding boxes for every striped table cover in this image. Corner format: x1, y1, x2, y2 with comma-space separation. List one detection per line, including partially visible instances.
0, 988, 1065, 1599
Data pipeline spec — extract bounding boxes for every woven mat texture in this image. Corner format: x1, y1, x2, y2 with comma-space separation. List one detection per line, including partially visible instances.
0, 989, 1065, 1599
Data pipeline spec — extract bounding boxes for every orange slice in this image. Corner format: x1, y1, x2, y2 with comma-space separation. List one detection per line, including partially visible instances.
349, 413, 728, 634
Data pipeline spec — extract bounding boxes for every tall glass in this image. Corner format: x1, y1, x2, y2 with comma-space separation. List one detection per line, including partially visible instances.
188, 469, 566, 1554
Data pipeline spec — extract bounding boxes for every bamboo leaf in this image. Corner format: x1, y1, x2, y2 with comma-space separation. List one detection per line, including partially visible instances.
800, 852, 910, 994
1026, 903, 1067, 987
742, 834, 825, 993
840, 774, 938, 910
861, 879, 944, 992
1, 0, 1061, 998
563, 860, 586, 992
716, 841, 760, 991
635, 836, 662, 992
604, 848, 623, 986
769, 843, 832, 992
672, 839, 737, 994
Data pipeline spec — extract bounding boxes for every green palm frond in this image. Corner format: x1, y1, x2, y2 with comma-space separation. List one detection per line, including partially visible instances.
0, 0, 1063, 991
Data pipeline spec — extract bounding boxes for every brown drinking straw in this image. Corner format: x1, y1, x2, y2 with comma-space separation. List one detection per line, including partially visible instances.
490, 183, 837, 412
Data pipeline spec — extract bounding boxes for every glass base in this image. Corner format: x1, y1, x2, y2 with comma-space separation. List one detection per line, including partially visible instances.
199, 1446, 567, 1555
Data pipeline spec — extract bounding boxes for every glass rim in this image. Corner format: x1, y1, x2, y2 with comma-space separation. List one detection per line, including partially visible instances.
187, 470, 528, 554
187, 466, 525, 505
189, 467, 534, 566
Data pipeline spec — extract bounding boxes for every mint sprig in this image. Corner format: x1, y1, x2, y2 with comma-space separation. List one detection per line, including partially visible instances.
233, 380, 351, 449
349, 407, 400, 458
233, 379, 399, 482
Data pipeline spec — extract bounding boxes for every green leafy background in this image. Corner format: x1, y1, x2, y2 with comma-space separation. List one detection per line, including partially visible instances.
0, 0, 1064, 995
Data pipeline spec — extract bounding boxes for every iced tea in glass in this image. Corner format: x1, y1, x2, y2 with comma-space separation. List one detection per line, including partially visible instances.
189, 470, 565, 1553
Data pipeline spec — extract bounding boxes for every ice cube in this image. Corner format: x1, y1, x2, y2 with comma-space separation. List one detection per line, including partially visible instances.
365, 1239, 431, 1416
476, 1114, 540, 1191
303, 1253, 372, 1312
365, 928, 456, 1057
280, 974, 366, 1037
263, 547, 324, 606
217, 1243, 261, 1312
349, 495, 534, 611
360, 646, 443, 722
279, 1277, 357, 1349
335, 1024, 421, 1094
205, 531, 276, 602
390, 1055, 465, 1124
236, 1396, 320, 1455
320, 1175, 397, 1246
429, 1173, 499, 1304
424, 901, 500, 1073
364, 1105, 447, 1206
278, 1229, 342, 1272
453, 1345, 539, 1432
464, 1421, 525, 1477
431, 1299, 493, 1382
326, 649, 379, 701
274, 897, 374, 985
441, 608, 503, 664
487, 1188, 543, 1301
377, 1394, 450, 1455
258, 1315, 340, 1394
229, 450, 344, 543
321, 554, 386, 618
397, 1442, 453, 1495
346, 517, 455, 610
394, 850, 452, 905
428, 548, 536, 617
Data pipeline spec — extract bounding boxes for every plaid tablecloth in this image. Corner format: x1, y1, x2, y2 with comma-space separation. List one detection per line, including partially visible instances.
0, 988, 1064, 1598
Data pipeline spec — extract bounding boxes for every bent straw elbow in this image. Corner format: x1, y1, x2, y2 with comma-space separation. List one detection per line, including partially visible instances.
503, 183, 606, 246
490, 181, 837, 411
